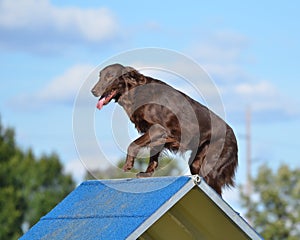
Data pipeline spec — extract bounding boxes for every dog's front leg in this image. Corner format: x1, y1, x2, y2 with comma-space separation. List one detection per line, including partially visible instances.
123, 124, 168, 173
136, 148, 160, 178
123, 132, 151, 172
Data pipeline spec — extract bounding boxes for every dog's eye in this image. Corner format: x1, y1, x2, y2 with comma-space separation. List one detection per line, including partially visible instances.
104, 72, 114, 81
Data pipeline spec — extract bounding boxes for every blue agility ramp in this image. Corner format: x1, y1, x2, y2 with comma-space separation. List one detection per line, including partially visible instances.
20, 176, 262, 240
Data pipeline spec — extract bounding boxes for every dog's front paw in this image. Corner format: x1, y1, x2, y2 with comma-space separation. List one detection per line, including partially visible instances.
136, 172, 153, 178
123, 156, 134, 172
122, 163, 132, 172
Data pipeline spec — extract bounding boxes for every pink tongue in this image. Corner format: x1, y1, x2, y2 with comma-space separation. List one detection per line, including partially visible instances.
96, 97, 106, 110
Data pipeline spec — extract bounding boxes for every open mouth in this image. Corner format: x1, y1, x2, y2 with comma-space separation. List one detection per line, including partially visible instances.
96, 90, 117, 110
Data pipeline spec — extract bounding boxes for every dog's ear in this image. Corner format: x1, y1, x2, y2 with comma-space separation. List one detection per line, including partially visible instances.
122, 66, 146, 86
121, 66, 140, 86
122, 66, 138, 77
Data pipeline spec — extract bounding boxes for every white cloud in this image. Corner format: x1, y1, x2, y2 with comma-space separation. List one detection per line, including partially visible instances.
186, 30, 300, 122
202, 63, 246, 81
10, 64, 94, 109
37, 64, 94, 102
0, 0, 119, 52
188, 30, 251, 82
221, 79, 300, 122
102, 53, 298, 122
235, 81, 277, 97
233, 81, 279, 111
195, 43, 242, 63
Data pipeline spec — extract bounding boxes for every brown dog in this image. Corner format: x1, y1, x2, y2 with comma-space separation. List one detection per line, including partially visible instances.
91, 63, 238, 195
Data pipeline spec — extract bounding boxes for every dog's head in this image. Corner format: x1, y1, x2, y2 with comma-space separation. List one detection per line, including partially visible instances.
91, 63, 139, 110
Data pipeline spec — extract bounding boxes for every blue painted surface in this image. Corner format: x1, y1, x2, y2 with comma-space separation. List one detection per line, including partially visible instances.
20, 176, 191, 240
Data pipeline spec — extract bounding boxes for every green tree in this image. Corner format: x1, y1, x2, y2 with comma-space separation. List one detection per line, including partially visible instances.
85, 153, 185, 180
0, 119, 75, 239
240, 164, 300, 240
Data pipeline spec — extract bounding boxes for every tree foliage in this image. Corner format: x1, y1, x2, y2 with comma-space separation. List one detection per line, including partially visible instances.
240, 164, 300, 240
0, 119, 75, 239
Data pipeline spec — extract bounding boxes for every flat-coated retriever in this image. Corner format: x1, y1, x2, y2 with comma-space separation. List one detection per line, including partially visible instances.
91, 63, 238, 195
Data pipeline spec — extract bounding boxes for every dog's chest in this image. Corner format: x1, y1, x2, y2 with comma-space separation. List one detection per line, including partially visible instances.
130, 113, 151, 133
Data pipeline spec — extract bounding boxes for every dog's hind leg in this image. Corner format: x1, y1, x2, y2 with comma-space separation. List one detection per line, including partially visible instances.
189, 143, 209, 175
189, 141, 226, 196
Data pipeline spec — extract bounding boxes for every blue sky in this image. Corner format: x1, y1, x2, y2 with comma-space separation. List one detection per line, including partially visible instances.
1, 0, 300, 207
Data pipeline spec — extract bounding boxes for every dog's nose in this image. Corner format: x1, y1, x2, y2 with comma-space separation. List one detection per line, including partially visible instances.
91, 88, 98, 96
